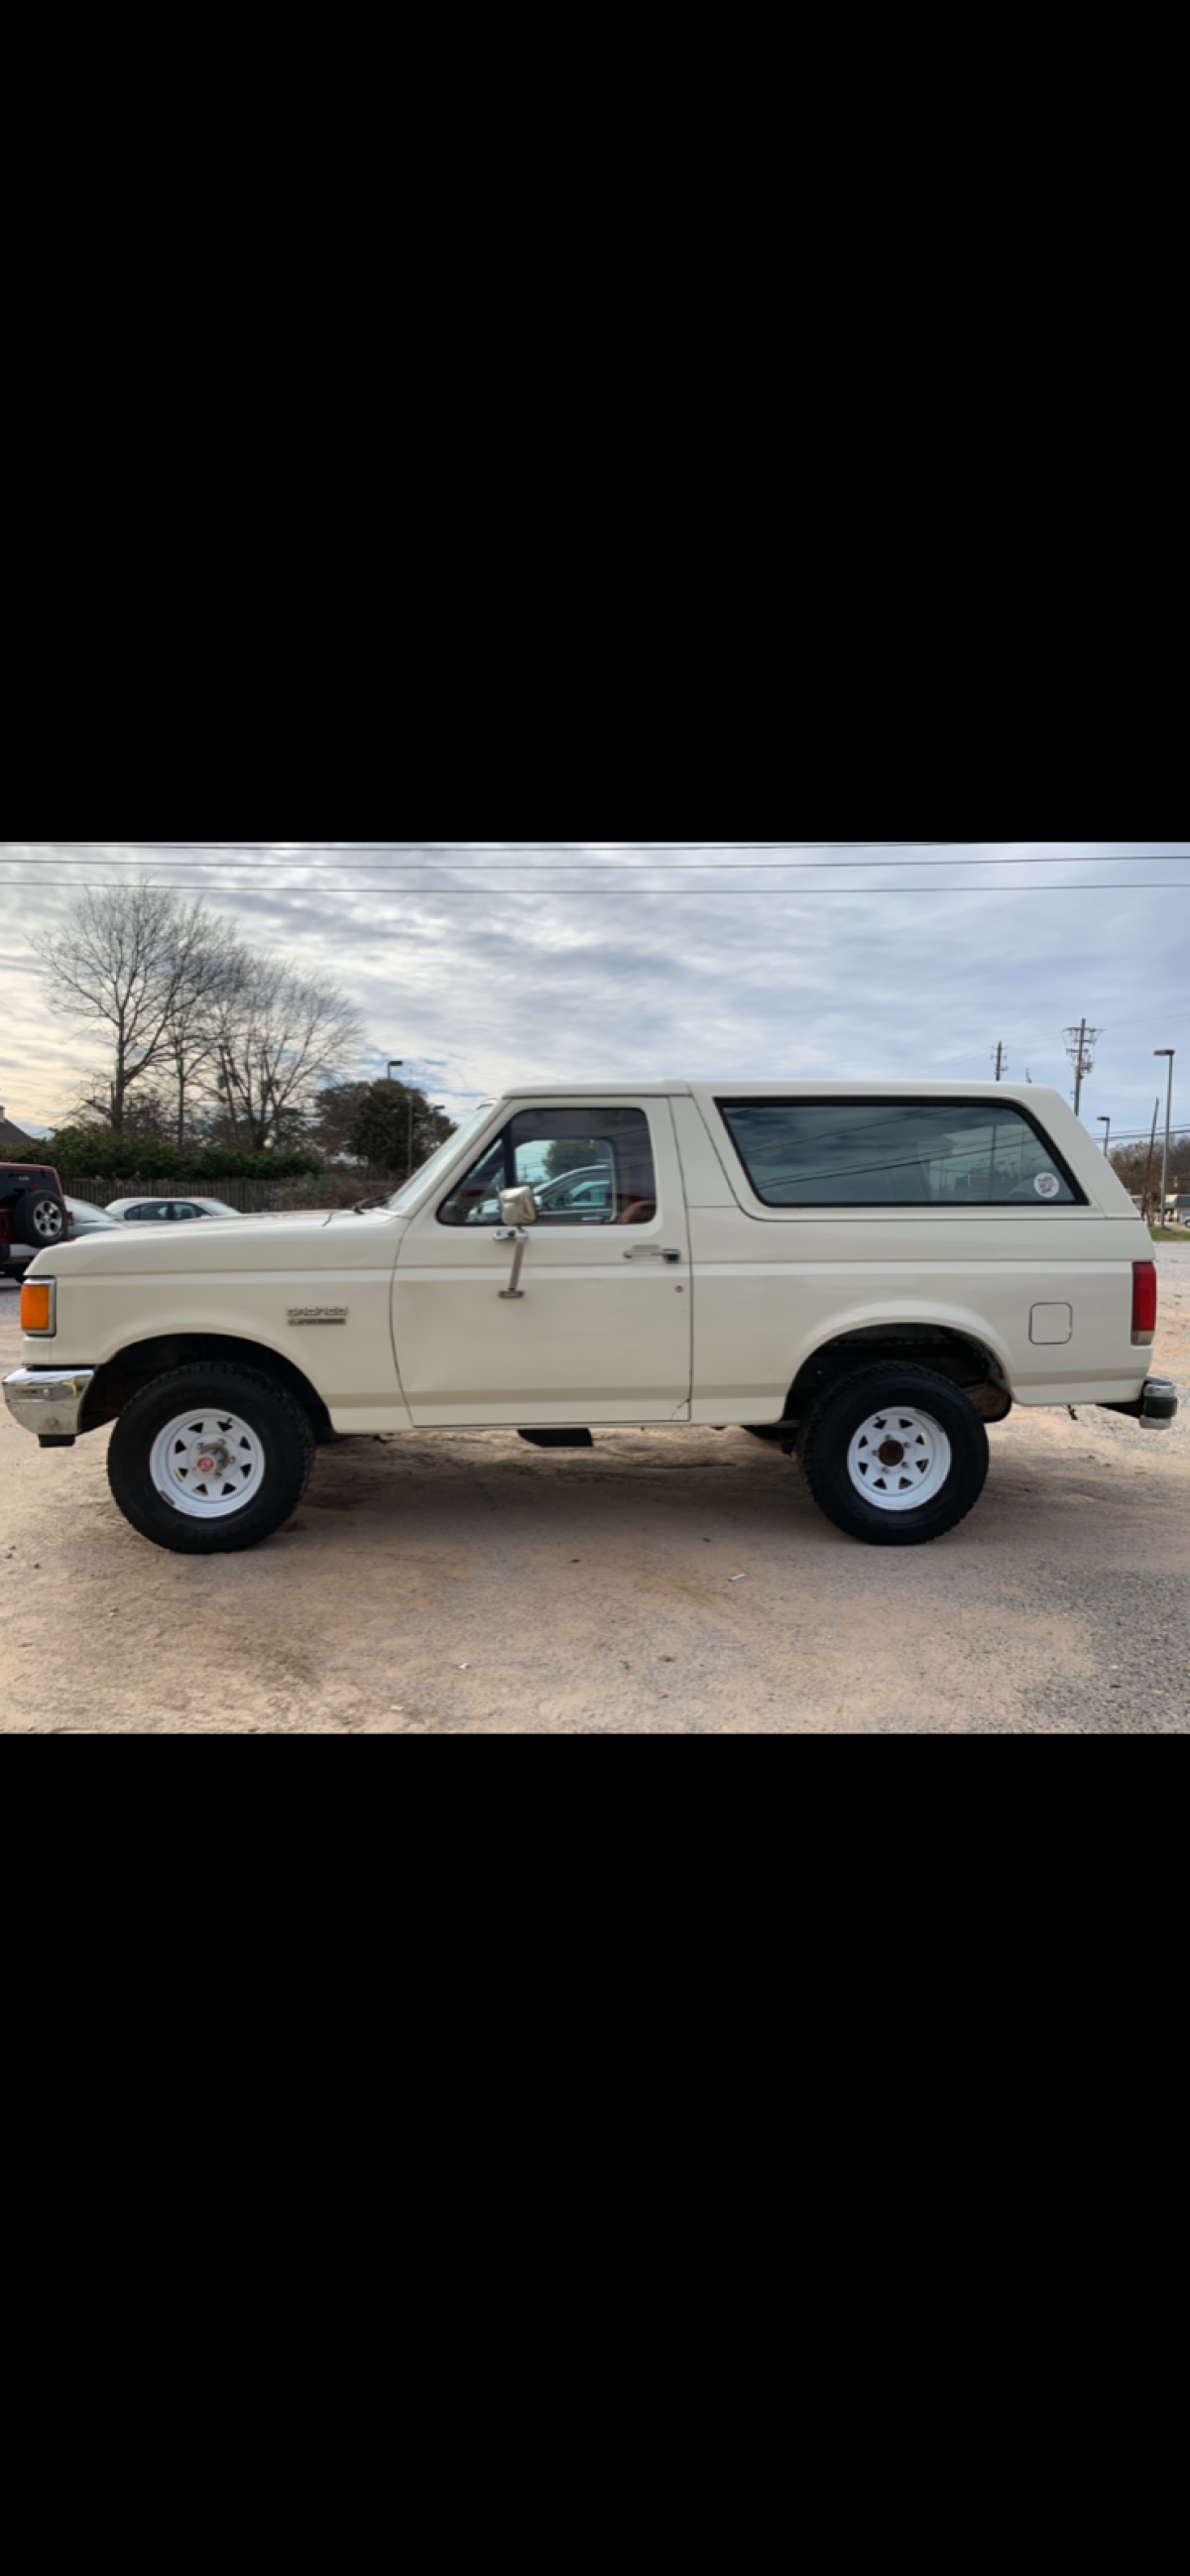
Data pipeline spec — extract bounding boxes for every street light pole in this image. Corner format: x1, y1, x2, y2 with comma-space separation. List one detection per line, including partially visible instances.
1155, 1051, 1175, 1229
1097, 1115, 1111, 1156
387, 1061, 409, 1182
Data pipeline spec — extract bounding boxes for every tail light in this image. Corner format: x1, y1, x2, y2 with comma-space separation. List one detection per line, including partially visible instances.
1132, 1261, 1158, 1343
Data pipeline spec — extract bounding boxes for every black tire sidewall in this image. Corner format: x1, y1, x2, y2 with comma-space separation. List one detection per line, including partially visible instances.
801, 1366, 990, 1547
108, 1366, 315, 1555
17, 1191, 65, 1249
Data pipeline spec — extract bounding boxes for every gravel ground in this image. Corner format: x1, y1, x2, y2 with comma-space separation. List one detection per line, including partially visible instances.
2, 1247, 1187, 1735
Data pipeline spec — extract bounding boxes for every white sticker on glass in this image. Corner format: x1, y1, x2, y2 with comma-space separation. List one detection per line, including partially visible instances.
1034, 1173, 1061, 1201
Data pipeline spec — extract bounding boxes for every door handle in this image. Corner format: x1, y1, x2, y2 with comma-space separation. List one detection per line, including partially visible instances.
624, 1247, 683, 1263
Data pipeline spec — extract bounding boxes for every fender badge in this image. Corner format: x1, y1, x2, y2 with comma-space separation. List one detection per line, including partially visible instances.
289, 1307, 349, 1326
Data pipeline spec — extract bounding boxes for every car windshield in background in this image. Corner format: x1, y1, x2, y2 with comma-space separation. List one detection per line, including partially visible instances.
718, 1100, 1082, 1208
66, 1200, 119, 1229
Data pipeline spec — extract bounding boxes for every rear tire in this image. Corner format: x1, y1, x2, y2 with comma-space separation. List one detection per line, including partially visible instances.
800, 1364, 990, 1548
107, 1364, 316, 1556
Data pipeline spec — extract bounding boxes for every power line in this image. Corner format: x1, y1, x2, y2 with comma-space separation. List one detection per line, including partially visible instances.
0, 861, 1184, 896
0, 884, 1181, 894
2, 843, 1185, 894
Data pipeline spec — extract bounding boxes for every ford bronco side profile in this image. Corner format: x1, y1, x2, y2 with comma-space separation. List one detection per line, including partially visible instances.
3, 1084, 1177, 1554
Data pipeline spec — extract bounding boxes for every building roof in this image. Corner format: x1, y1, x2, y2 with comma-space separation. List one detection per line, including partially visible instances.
0, 1110, 38, 1155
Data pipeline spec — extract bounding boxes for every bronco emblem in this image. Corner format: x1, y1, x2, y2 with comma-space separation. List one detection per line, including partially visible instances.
289, 1307, 349, 1326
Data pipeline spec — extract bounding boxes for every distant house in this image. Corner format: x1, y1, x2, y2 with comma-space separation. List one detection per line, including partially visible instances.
0, 1103, 38, 1156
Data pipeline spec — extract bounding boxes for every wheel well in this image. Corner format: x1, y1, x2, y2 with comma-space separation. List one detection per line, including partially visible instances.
79, 1335, 334, 1440
784, 1325, 1011, 1425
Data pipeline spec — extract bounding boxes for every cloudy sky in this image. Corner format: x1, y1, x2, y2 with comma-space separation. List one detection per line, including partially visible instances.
2, 842, 1187, 1148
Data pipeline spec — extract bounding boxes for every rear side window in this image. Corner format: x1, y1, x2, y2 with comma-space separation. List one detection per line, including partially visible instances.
440, 1109, 658, 1227
717, 1101, 1083, 1209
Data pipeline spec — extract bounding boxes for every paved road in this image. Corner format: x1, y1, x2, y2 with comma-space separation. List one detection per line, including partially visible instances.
2, 1250, 1187, 1734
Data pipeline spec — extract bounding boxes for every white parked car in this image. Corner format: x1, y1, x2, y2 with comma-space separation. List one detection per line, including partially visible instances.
5, 1083, 1178, 1556
106, 1197, 245, 1226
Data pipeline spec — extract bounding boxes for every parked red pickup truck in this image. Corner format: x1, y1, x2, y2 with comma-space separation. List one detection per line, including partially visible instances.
0, 1164, 69, 1281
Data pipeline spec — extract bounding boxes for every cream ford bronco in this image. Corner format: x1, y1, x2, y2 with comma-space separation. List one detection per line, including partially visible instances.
3, 1084, 1176, 1555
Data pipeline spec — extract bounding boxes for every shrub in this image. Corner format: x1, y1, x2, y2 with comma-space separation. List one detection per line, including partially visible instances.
6, 1128, 322, 1184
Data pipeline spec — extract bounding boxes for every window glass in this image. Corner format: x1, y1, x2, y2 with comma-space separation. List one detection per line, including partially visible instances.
440, 1109, 658, 1227
387, 1107, 496, 1212
174, 1205, 200, 1221
718, 1101, 1081, 1208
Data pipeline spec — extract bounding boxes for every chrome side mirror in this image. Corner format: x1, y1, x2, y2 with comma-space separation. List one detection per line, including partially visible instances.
499, 1185, 538, 1229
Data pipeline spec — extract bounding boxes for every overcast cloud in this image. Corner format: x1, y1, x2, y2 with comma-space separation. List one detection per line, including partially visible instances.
1, 842, 1186, 1146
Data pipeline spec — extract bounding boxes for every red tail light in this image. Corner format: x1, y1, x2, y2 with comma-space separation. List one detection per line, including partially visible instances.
1132, 1261, 1158, 1341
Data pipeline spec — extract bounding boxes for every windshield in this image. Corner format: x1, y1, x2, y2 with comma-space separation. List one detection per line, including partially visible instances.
67, 1200, 119, 1228
386, 1106, 498, 1212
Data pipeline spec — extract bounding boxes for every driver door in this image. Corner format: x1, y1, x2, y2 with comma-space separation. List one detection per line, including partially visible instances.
393, 1099, 692, 1426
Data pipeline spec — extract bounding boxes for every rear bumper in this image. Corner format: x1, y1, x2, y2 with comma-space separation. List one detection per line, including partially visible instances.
3, 1368, 95, 1443
1099, 1378, 1179, 1429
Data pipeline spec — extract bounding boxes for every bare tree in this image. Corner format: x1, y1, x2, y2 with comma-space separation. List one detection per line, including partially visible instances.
32, 881, 235, 1136
208, 957, 364, 1150
163, 917, 245, 1149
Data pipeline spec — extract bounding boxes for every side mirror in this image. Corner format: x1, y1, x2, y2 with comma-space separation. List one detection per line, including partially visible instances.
499, 1185, 538, 1229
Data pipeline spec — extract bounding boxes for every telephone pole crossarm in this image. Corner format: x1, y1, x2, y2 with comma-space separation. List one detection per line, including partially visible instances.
1063, 1019, 1103, 1117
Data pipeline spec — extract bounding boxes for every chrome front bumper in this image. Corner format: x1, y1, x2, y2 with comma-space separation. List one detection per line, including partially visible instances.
3, 1368, 96, 1443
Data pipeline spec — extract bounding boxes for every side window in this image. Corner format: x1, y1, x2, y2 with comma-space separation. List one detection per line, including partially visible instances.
440, 1109, 658, 1227
174, 1205, 199, 1222
717, 1102, 1083, 1208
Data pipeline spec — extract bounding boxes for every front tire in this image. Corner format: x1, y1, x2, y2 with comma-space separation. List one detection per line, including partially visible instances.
107, 1365, 316, 1556
800, 1364, 990, 1548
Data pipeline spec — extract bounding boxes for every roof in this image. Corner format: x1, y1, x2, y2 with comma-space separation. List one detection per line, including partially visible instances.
0, 1114, 39, 1155
494, 1081, 1065, 1105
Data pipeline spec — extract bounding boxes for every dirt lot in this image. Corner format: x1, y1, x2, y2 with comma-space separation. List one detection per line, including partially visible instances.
2, 1249, 1188, 1734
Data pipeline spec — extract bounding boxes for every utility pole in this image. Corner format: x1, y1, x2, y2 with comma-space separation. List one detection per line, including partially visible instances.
1141, 1098, 1160, 1226
1155, 1050, 1175, 1229
1063, 1019, 1103, 1117
1097, 1115, 1111, 1156
387, 1060, 410, 1182
992, 1043, 1008, 1082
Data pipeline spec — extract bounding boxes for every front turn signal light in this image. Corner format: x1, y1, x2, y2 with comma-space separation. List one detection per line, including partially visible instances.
22, 1279, 56, 1336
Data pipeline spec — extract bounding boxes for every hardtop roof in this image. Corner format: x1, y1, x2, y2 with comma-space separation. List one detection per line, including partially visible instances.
495, 1081, 1065, 1104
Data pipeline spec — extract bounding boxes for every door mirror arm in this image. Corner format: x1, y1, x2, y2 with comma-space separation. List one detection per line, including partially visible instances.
497, 1187, 537, 1296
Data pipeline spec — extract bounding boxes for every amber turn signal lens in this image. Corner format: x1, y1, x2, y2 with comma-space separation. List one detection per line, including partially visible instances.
21, 1282, 53, 1334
